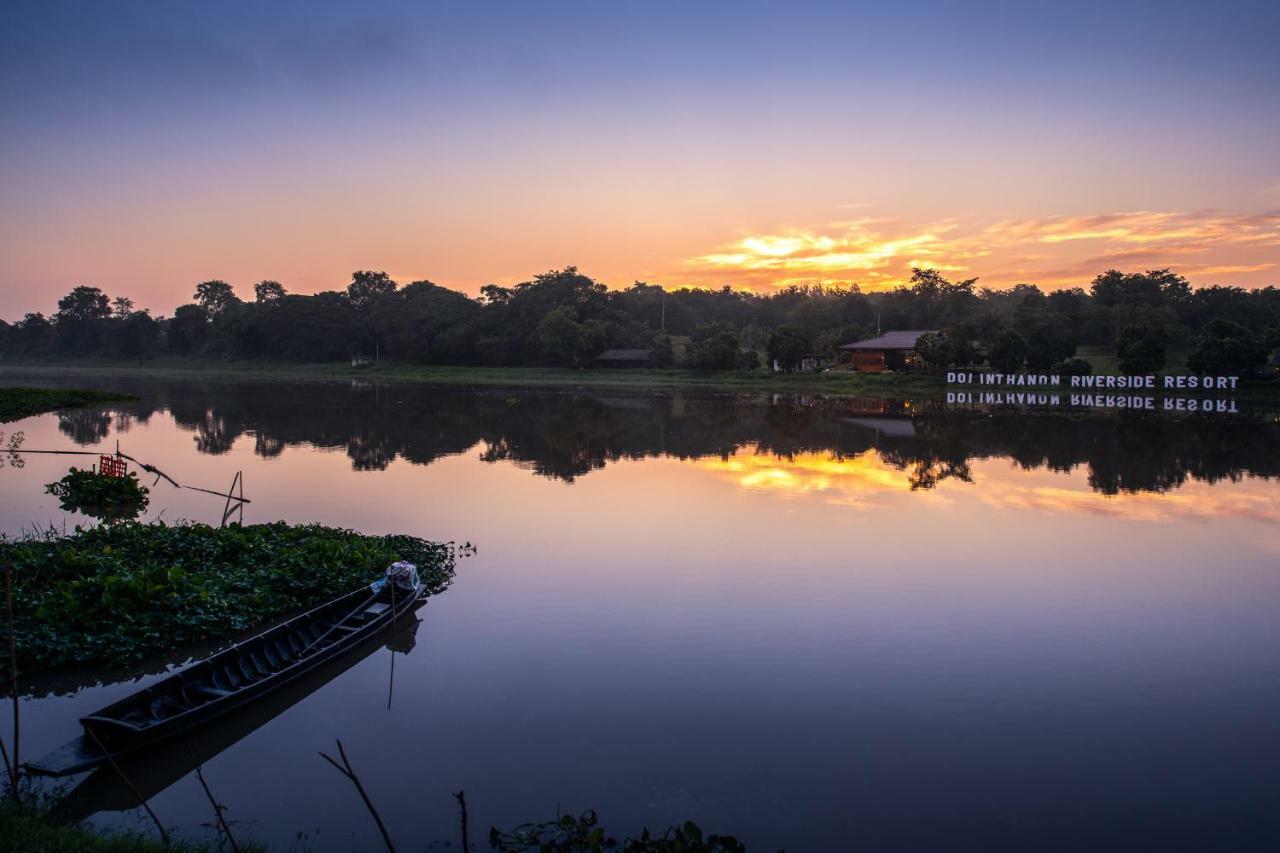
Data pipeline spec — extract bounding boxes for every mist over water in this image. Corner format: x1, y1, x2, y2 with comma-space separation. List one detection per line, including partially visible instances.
3, 375, 1279, 851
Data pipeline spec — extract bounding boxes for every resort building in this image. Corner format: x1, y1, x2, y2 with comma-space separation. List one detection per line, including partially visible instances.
838, 330, 938, 373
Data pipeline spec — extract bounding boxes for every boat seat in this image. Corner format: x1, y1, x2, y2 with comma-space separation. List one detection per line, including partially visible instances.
273, 638, 296, 663
215, 666, 241, 690
187, 684, 233, 701
250, 648, 276, 676
237, 657, 261, 683
212, 666, 235, 691
150, 695, 188, 720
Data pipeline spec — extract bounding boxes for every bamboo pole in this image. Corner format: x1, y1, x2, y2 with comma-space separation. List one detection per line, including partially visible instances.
4, 562, 18, 804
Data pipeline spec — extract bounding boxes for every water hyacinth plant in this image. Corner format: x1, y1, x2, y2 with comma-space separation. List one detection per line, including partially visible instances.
45, 466, 150, 524
0, 522, 462, 674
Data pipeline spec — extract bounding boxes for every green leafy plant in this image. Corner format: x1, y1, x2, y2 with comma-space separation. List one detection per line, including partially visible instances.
45, 466, 150, 524
0, 522, 463, 673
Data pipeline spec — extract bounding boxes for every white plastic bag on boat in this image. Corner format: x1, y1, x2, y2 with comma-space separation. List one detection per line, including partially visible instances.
371, 560, 420, 594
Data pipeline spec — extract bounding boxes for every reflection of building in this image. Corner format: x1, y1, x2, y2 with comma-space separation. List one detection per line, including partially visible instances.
839, 330, 938, 373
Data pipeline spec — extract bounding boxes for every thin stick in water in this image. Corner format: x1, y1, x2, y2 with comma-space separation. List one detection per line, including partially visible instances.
453, 789, 470, 853
84, 727, 170, 847
193, 758, 241, 853
319, 739, 396, 853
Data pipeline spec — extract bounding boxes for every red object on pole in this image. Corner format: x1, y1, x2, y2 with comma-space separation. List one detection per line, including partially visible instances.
99, 454, 127, 478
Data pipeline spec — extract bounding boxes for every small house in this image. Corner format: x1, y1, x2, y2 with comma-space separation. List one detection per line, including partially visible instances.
838, 330, 938, 373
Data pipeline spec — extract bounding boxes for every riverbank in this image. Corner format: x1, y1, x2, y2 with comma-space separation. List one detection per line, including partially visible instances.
0, 387, 138, 423
0, 802, 237, 852
0, 359, 945, 397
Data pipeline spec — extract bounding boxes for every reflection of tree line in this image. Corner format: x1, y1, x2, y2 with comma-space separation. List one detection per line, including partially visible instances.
56, 380, 1280, 495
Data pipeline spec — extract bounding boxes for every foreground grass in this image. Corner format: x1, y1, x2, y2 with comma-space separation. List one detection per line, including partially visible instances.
1, 522, 460, 674
0, 357, 945, 397
0, 803, 241, 853
0, 387, 138, 423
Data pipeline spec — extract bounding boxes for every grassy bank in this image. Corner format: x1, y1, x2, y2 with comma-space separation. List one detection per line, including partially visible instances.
0, 358, 944, 397
0, 522, 460, 674
0, 387, 138, 423
0, 803, 237, 853
4, 358, 1275, 400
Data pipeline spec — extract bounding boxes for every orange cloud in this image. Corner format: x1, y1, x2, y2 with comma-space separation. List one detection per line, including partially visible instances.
678, 209, 1280, 291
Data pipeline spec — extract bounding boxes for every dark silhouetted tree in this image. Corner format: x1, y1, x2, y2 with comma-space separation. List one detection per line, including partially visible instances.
346, 271, 397, 309
767, 324, 813, 371
194, 280, 239, 315
1116, 325, 1167, 375
1186, 319, 1270, 375
987, 329, 1028, 373
254, 280, 287, 303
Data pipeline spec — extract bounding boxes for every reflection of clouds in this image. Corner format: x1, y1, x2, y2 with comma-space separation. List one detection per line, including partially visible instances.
973, 471, 1280, 526
699, 447, 1280, 526
699, 446, 953, 510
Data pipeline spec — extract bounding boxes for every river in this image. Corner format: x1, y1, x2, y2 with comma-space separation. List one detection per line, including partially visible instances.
2, 374, 1279, 851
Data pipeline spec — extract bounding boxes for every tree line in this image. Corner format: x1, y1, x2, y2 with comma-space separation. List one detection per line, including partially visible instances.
3, 266, 1279, 375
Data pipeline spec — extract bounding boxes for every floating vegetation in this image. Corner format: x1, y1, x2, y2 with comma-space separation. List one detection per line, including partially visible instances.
0, 522, 464, 673
491, 810, 746, 852
45, 466, 150, 524
0, 387, 137, 423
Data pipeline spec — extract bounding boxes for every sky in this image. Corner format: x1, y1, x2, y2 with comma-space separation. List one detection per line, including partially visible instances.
2, 0, 1279, 317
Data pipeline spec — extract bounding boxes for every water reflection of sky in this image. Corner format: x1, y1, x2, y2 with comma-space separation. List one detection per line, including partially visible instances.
700, 446, 1280, 526
2, 380, 1280, 852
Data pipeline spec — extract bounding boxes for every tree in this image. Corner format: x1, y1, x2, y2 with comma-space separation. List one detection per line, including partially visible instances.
194, 280, 239, 315
650, 335, 675, 367
1186, 319, 1270, 375
1116, 325, 1167, 375
916, 331, 976, 372
986, 329, 1028, 373
56, 286, 111, 323
1051, 358, 1092, 377
685, 323, 740, 371
112, 310, 161, 358
112, 296, 135, 318
13, 312, 52, 355
365, 280, 482, 363
1025, 323, 1077, 372
766, 324, 812, 371
168, 304, 210, 354
346, 271, 397, 310
254, 280, 287, 303
536, 306, 609, 367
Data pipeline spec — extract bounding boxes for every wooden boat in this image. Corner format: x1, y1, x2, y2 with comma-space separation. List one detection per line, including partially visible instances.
29, 576, 425, 777
51, 613, 425, 822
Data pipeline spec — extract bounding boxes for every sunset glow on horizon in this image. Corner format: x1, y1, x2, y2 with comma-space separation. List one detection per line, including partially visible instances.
3, 1, 1279, 315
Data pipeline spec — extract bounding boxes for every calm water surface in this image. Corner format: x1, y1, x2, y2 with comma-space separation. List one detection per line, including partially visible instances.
2, 375, 1279, 851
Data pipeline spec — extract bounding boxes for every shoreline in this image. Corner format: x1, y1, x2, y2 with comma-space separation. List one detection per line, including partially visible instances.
2, 359, 1275, 401
0, 359, 945, 397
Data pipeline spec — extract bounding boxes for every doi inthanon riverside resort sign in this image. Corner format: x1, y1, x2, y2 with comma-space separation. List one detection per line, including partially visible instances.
946, 371, 1246, 412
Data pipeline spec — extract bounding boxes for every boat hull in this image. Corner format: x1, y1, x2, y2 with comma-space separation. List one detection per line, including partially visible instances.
29, 581, 424, 777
